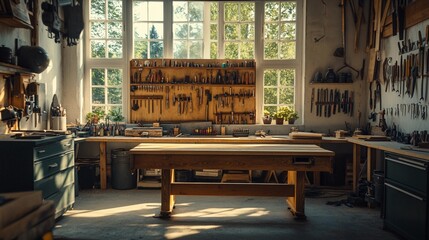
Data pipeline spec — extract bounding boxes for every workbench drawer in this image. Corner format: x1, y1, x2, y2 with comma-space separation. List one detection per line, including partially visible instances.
46, 182, 75, 218
34, 167, 75, 199
34, 138, 74, 161
34, 151, 74, 181
385, 153, 428, 194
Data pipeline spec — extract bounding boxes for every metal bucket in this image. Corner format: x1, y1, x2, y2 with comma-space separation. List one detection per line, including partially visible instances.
111, 149, 136, 190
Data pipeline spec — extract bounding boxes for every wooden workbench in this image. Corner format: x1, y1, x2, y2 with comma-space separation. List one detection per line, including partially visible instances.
347, 137, 429, 192
129, 143, 334, 219
84, 135, 347, 189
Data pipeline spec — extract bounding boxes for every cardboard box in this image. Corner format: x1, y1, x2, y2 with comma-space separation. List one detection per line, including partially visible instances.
0, 191, 43, 229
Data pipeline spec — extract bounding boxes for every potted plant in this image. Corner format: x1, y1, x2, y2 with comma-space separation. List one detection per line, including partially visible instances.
262, 109, 272, 124
273, 106, 292, 125
287, 110, 299, 124
85, 108, 105, 124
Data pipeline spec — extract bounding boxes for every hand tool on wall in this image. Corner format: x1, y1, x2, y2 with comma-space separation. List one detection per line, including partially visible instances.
397, 0, 405, 40
392, 0, 398, 36
426, 48, 429, 101
369, 81, 373, 110
310, 88, 314, 113
316, 89, 320, 116
205, 90, 212, 121
410, 57, 418, 98
376, 81, 382, 110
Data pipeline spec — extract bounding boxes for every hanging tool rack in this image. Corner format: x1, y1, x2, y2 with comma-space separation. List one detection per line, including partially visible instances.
129, 59, 256, 124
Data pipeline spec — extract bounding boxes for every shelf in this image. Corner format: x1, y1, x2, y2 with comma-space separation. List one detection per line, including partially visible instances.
0, 62, 33, 75
310, 82, 353, 85
0, 16, 33, 29
130, 83, 255, 86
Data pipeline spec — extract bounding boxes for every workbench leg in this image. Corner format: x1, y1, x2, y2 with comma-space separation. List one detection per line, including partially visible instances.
158, 169, 175, 218
352, 144, 361, 193
100, 142, 107, 190
287, 171, 306, 220
367, 148, 376, 182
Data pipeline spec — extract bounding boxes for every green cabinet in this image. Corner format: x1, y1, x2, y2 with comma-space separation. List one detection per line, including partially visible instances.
384, 152, 429, 240
0, 135, 75, 218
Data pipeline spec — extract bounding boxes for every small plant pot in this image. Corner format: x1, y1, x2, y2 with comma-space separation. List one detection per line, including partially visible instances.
288, 118, 296, 124
275, 118, 284, 125
262, 117, 272, 124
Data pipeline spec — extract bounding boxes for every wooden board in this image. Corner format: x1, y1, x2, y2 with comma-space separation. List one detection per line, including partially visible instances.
289, 132, 323, 140
0, 191, 43, 228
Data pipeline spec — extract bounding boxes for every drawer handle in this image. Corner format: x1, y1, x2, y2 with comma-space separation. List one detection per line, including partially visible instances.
385, 182, 425, 201
292, 157, 314, 165
38, 150, 46, 154
385, 157, 427, 171
48, 163, 59, 168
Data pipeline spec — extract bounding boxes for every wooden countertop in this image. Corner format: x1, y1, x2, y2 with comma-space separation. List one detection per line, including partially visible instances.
83, 135, 348, 144
347, 137, 429, 161
130, 143, 335, 156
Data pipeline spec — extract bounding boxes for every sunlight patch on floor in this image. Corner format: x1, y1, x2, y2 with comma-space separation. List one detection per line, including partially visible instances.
65, 203, 160, 218
174, 207, 270, 218
165, 225, 220, 239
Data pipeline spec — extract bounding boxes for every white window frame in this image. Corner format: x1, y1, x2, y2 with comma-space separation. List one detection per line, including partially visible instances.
83, 0, 304, 123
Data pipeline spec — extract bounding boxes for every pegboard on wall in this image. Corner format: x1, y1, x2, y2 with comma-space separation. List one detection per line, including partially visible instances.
129, 59, 256, 124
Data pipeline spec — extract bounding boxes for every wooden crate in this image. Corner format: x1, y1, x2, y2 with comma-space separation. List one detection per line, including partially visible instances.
125, 127, 163, 137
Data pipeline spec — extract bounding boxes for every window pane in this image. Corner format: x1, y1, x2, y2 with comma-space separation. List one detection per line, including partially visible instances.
150, 41, 164, 58
225, 42, 238, 59
174, 23, 188, 39
264, 42, 279, 59
107, 0, 122, 20
265, 2, 279, 21
173, 41, 187, 58
225, 3, 238, 21
280, 42, 295, 59
210, 24, 217, 40
265, 23, 278, 40
91, 40, 106, 58
90, 0, 105, 20
240, 3, 254, 21
210, 42, 217, 59
240, 42, 254, 59
107, 69, 122, 85
133, 1, 147, 21
210, 2, 218, 21
92, 87, 105, 104
134, 23, 148, 39
189, 23, 203, 39
279, 87, 293, 104
264, 106, 277, 116
264, 88, 277, 104
148, 2, 163, 21
281, 2, 297, 21
264, 70, 277, 86
134, 41, 148, 58
92, 69, 105, 85
149, 24, 163, 39
189, 2, 203, 21
280, 23, 295, 40
189, 41, 203, 58
280, 69, 294, 86
108, 88, 122, 104
173, 1, 188, 21
92, 106, 106, 115
107, 40, 123, 58
107, 22, 122, 39
91, 22, 105, 38
225, 24, 238, 40
241, 23, 254, 40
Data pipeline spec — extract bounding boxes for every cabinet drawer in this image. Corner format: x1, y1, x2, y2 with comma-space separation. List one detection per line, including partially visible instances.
46, 183, 75, 219
385, 153, 428, 194
34, 151, 74, 181
34, 138, 74, 160
384, 180, 427, 240
34, 167, 75, 199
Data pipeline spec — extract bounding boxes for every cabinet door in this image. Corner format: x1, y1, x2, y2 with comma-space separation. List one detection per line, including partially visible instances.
384, 180, 427, 240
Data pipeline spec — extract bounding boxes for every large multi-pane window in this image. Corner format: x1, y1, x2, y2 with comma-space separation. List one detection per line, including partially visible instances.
87, 0, 124, 116
133, 1, 164, 58
262, 1, 298, 116
85, 0, 301, 122
91, 69, 123, 114
224, 2, 255, 59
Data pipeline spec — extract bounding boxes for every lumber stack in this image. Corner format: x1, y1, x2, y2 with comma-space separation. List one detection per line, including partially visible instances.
0, 191, 55, 240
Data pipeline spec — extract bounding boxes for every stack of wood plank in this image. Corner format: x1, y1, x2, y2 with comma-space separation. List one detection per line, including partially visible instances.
0, 191, 55, 240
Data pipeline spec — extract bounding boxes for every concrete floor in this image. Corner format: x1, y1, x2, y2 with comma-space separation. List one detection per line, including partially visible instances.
53, 188, 400, 240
